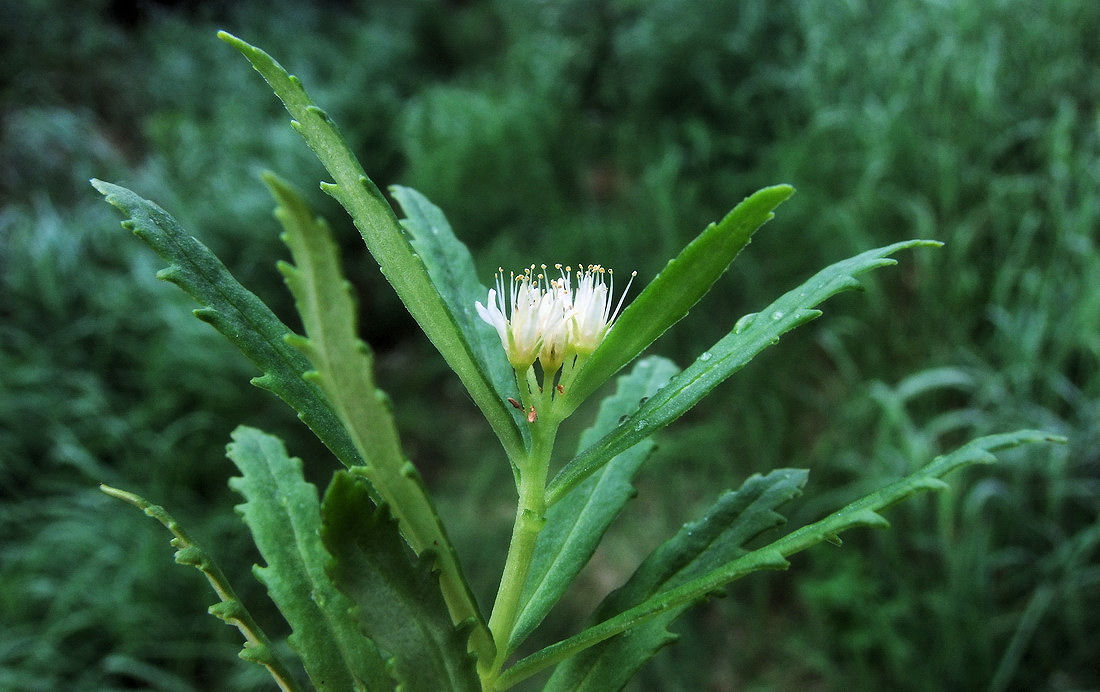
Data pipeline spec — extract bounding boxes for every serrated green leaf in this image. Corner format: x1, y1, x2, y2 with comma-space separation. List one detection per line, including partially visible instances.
544, 468, 807, 690
217, 31, 525, 464
226, 426, 391, 691
390, 185, 529, 449
499, 430, 1064, 689
547, 239, 942, 505
560, 184, 794, 415
98, 484, 303, 692
265, 173, 492, 664
599, 468, 809, 615
545, 625, 679, 692
321, 471, 480, 692
267, 172, 403, 480
90, 179, 364, 471
508, 356, 680, 654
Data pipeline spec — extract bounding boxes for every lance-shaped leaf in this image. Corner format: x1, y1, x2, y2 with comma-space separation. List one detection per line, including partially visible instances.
547, 239, 942, 505
544, 468, 807, 690
99, 484, 303, 692
497, 430, 1065, 689
227, 426, 392, 691
507, 356, 680, 654
559, 184, 794, 415
321, 471, 480, 692
217, 31, 525, 463
390, 185, 529, 447
90, 179, 363, 470
266, 173, 492, 663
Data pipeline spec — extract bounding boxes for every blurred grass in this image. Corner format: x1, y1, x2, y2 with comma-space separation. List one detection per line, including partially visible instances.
1, 0, 1096, 689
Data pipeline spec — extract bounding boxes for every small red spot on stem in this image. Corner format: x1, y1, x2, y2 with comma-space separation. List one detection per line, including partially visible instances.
507, 397, 523, 410
527, 406, 538, 423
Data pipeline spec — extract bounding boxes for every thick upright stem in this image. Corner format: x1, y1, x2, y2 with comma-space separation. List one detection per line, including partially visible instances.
486, 460, 547, 661
483, 386, 560, 681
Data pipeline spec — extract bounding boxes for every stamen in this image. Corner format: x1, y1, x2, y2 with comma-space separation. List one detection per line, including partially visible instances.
476, 260, 637, 370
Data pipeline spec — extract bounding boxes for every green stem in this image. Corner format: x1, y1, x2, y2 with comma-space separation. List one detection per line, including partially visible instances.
485, 459, 547, 665
523, 367, 541, 406
483, 385, 561, 683
100, 485, 303, 692
556, 354, 586, 395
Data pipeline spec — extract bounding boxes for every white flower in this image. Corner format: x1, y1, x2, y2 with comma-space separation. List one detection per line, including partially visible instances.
561, 264, 636, 356
476, 266, 564, 369
476, 263, 636, 371
538, 278, 572, 374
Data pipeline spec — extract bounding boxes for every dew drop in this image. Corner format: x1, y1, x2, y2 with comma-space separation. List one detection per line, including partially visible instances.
771, 310, 784, 321
699, 352, 712, 362
618, 415, 629, 424
733, 312, 757, 334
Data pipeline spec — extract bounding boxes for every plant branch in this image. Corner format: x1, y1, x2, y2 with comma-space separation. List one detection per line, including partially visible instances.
495, 431, 1064, 689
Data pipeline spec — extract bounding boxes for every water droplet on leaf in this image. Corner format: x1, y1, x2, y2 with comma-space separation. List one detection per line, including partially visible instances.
699, 351, 712, 362
733, 312, 757, 334
771, 310, 784, 320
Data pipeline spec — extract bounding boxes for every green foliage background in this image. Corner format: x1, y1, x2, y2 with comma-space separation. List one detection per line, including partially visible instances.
1, 0, 1096, 689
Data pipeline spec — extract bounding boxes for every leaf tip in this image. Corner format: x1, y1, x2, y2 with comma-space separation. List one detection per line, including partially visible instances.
304, 104, 332, 123
852, 508, 891, 530
192, 306, 220, 323
319, 181, 341, 200
237, 642, 275, 666
913, 477, 951, 492
763, 549, 791, 571
249, 373, 276, 390
259, 169, 286, 193
767, 182, 796, 199
155, 265, 180, 282
216, 30, 248, 50
99, 483, 137, 505
90, 179, 128, 213
208, 599, 247, 622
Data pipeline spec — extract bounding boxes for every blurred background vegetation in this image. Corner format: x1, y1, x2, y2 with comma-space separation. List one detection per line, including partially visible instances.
1, 0, 1097, 689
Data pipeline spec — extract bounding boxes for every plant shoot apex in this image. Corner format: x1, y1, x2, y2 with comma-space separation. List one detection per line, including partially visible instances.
475, 263, 636, 374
